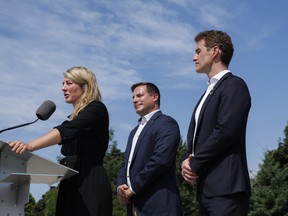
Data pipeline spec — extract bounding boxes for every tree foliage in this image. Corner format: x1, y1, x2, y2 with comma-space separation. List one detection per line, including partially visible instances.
24, 129, 199, 215
104, 128, 126, 216
24, 187, 58, 216
24, 124, 288, 215
43, 187, 58, 216
24, 193, 36, 216
249, 123, 288, 216
176, 138, 199, 216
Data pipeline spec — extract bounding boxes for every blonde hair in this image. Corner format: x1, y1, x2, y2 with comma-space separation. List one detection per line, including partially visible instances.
64, 66, 102, 120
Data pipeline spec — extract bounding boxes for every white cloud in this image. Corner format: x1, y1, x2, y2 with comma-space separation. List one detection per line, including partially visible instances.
2, 0, 283, 201
1, 0, 259, 135
0, 0, 235, 131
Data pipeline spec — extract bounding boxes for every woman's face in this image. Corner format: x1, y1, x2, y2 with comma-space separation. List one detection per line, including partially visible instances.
62, 77, 84, 106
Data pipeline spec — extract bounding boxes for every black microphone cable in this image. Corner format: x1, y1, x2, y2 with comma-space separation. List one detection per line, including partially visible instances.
0, 100, 56, 134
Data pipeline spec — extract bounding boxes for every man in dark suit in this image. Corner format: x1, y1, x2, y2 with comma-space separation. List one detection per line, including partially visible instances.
181, 30, 251, 215
117, 82, 183, 216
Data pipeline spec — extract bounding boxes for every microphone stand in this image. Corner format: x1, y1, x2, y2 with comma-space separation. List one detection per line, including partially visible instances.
0, 119, 39, 134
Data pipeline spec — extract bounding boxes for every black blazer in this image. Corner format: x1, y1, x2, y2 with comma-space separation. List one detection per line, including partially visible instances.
186, 72, 251, 197
117, 111, 183, 216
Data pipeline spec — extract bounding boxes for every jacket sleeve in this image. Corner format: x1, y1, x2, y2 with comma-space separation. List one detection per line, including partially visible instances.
131, 116, 180, 194
190, 76, 251, 176
55, 101, 108, 144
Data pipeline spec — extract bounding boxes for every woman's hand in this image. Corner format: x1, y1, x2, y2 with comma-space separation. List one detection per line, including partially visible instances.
8, 141, 32, 154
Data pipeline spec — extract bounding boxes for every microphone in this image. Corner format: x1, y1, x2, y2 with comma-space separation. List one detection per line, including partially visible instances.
0, 100, 56, 134
36, 100, 56, 121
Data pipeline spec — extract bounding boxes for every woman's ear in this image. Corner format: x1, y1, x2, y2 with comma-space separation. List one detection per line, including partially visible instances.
82, 84, 87, 90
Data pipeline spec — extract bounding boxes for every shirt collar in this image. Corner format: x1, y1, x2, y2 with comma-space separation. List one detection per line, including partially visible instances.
138, 109, 160, 124
208, 70, 230, 85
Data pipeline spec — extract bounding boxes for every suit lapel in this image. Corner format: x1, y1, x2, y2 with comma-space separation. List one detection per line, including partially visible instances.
187, 92, 205, 151
131, 111, 162, 163
195, 73, 232, 141
126, 127, 138, 160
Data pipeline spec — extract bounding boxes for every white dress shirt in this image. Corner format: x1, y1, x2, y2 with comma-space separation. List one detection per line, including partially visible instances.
126, 109, 160, 192
192, 70, 230, 155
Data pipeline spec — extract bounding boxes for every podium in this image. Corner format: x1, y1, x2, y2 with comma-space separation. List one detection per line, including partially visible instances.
0, 140, 78, 216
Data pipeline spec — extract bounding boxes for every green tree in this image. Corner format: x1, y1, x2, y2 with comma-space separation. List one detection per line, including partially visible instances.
25, 128, 121, 215
104, 131, 200, 216
33, 194, 46, 216
176, 138, 199, 216
43, 187, 58, 216
249, 123, 288, 216
104, 128, 126, 216
24, 193, 36, 216
25, 129, 200, 215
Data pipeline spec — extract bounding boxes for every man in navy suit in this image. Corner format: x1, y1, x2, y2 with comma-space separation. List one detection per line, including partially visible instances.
181, 30, 251, 215
116, 82, 183, 216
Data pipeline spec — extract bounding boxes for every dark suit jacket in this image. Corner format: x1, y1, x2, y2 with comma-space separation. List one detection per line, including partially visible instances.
185, 72, 251, 197
117, 111, 183, 216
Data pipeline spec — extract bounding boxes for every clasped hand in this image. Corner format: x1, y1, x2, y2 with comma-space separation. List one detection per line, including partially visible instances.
117, 184, 134, 205
181, 154, 199, 185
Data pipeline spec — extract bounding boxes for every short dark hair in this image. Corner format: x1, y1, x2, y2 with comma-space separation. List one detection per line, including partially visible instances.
195, 30, 234, 67
131, 82, 161, 106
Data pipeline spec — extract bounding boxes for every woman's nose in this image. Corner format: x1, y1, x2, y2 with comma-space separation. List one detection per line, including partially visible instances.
62, 84, 67, 91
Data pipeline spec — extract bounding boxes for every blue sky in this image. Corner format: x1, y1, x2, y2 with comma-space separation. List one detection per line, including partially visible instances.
1, 0, 288, 201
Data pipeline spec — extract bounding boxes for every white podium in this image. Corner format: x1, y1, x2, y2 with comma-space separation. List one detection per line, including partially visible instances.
0, 140, 78, 216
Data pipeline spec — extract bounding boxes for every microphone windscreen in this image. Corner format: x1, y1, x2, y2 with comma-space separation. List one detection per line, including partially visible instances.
36, 100, 56, 121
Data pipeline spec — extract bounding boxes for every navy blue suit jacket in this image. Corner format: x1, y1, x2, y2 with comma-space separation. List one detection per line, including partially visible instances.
185, 72, 251, 197
117, 111, 183, 216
